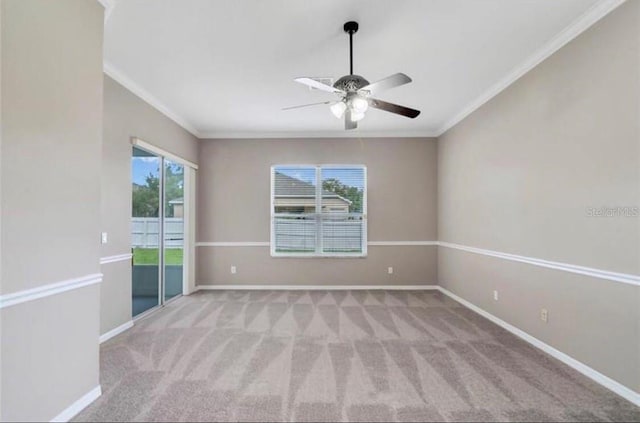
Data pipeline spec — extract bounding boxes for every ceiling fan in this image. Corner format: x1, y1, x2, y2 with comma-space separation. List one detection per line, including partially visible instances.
284, 21, 420, 130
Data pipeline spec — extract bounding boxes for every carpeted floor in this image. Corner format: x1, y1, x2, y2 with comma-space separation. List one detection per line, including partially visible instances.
75, 290, 640, 422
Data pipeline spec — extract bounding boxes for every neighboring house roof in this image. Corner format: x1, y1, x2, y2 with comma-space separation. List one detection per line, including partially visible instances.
274, 172, 351, 204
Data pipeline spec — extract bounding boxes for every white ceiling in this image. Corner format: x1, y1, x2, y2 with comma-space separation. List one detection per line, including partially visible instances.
103, 0, 620, 138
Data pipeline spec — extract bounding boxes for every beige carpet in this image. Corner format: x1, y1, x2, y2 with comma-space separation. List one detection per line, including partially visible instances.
75, 290, 640, 422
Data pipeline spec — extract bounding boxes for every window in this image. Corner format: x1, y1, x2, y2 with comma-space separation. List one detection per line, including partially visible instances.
271, 165, 367, 257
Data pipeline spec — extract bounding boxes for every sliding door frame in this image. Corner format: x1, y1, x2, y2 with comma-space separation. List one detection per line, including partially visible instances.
131, 138, 198, 319
131, 145, 162, 319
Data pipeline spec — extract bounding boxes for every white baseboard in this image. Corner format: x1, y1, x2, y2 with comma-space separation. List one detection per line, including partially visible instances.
437, 286, 640, 407
195, 284, 439, 291
50, 385, 102, 422
99, 320, 133, 344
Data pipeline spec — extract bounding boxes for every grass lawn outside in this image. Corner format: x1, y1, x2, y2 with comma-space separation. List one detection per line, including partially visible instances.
133, 248, 183, 265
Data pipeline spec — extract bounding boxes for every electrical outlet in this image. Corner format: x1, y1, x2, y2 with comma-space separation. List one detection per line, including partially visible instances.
388, 267, 393, 274
540, 308, 548, 323
493, 290, 498, 301
231, 266, 237, 274
101, 232, 108, 244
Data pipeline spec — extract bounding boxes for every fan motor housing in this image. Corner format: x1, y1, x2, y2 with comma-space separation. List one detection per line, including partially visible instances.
333, 74, 370, 92
344, 21, 359, 34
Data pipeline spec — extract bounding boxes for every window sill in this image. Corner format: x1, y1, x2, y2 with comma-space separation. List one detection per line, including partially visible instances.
270, 253, 367, 259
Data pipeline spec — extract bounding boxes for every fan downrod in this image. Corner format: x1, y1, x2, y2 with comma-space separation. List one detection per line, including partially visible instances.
344, 21, 358, 75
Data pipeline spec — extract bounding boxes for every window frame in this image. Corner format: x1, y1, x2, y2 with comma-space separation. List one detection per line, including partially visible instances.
270, 164, 368, 258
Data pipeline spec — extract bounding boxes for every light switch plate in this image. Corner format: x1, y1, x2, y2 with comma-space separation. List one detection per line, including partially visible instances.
101, 232, 108, 244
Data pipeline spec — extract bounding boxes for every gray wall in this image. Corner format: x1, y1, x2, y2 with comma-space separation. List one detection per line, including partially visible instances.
438, 1, 639, 392
1, 3, 634, 420
1, 0, 104, 420
197, 137, 438, 286
100, 74, 199, 334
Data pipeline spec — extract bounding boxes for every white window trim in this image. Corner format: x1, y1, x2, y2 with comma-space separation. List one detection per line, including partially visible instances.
270, 164, 368, 258
132, 137, 198, 170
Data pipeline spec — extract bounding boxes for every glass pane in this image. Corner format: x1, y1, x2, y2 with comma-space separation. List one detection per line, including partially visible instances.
273, 166, 317, 253
131, 147, 160, 316
321, 167, 365, 254
164, 159, 184, 302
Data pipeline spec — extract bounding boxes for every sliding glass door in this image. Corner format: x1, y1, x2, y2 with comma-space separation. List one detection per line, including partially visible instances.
163, 159, 184, 303
131, 148, 186, 317
131, 147, 161, 316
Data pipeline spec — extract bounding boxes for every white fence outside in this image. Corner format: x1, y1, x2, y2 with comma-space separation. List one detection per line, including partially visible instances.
273, 215, 364, 252
132, 217, 184, 248
132, 216, 363, 251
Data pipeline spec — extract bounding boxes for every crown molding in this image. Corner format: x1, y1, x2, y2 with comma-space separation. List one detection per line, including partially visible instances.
96, 0, 113, 10
97, 0, 115, 21
103, 61, 201, 138
434, 0, 626, 137
197, 130, 439, 140
102, 0, 624, 140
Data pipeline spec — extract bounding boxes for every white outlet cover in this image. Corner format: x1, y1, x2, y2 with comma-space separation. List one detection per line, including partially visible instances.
231, 266, 237, 274
388, 267, 393, 274
493, 290, 498, 301
101, 232, 108, 244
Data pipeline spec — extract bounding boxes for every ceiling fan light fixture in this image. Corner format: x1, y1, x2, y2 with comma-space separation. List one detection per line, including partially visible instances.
287, 21, 420, 130
350, 96, 369, 114
330, 101, 347, 118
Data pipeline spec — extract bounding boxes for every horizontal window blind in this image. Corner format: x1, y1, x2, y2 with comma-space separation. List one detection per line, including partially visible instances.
320, 167, 365, 254
272, 166, 317, 253
271, 165, 367, 257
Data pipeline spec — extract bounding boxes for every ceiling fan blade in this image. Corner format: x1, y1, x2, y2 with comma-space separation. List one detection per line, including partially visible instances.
345, 109, 357, 130
359, 73, 412, 95
294, 77, 343, 94
282, 101, 333, 111
370, 98, 421, 118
